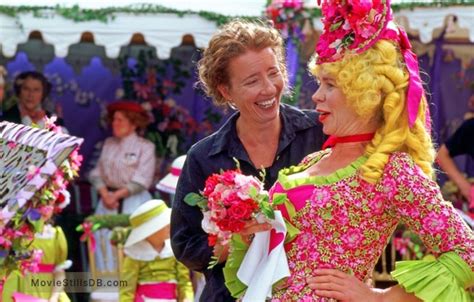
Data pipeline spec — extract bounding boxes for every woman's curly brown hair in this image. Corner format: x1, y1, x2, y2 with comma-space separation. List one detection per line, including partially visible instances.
197, 19, 288, 107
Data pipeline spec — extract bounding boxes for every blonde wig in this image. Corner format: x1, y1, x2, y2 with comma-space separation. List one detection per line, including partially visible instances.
310, 40, 435, 183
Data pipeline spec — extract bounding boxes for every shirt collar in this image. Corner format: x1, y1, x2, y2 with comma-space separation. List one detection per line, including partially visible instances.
124, 238, 174, 261
208, 104, 317, 157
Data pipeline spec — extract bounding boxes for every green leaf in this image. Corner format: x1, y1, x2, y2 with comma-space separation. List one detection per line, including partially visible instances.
29, 219, 44, 234
197, 200, 209, 210
92, 223, 101, 231
184, 192, 206, 207
330, 20, 343, 32
262, 207, 275, 220
272, 194, 286, 206
208, 256, 219, 269
248, 186, 258, 198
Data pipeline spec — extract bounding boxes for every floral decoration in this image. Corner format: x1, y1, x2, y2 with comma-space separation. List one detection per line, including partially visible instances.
265, 0, 307, 41
0, 117, 83, 274
316, 0, 391, 63
119, 51, 199, 158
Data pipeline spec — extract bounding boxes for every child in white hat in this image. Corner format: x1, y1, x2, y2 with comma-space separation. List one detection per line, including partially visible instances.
120, 199, 193, 302
155, 156, 205, 302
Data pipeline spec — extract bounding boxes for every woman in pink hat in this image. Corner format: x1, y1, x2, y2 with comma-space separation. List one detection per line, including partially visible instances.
88, 100, 156, 271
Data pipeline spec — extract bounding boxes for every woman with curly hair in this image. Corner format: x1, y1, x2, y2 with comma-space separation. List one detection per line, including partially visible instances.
260, 1, 474, 301
170, 19, 325, 301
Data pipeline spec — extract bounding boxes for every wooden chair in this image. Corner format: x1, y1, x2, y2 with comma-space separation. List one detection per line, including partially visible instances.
87, 231, 122, 301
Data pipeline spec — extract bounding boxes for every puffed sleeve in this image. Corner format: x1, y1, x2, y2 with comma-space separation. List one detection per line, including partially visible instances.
54, 227, 69, 268
129, 139, 156, 189
383, 153, 474, 302
175, 259, 194, 301
120, 256, 140, 302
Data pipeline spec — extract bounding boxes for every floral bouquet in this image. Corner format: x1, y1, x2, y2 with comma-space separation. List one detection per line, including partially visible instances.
184, 163, 276, 257
184, 161, 291, 301
0, 118, 83, 274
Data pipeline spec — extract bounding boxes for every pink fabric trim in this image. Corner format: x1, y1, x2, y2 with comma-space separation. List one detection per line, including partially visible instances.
269, 229, 285, 255
36, 263, 55, 273
170, 167, 181, 176
12, 293, 47, 302
399, 29, 424, 128
134, 282, 177, 302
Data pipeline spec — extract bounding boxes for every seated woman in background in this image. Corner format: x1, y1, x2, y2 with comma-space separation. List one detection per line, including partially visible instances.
88, 100, 156, 271
2, 71, 65, 128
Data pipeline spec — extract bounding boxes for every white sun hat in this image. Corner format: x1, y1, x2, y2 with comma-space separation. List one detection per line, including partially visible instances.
156, 155, 186, 194
124, 199, 171, 250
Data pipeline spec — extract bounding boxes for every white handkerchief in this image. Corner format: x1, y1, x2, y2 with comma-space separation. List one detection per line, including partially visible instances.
237, 210, 290, 301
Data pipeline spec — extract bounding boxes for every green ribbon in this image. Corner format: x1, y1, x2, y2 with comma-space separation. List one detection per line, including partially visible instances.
130, 203, 168, 228
282, 197, 300, 244
223, 234, 249, 298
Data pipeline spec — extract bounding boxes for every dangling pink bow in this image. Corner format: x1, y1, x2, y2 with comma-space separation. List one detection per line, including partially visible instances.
79, 222, 97, 252
398, 28, 427, 129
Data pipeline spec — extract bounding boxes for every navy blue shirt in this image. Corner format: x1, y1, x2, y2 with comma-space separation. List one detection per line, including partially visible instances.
171, 104, 325, 302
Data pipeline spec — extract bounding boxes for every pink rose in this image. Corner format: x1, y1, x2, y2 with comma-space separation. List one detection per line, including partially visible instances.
221, 170, 237, 186
203, 174, 220, 196
227, 201, 255, 220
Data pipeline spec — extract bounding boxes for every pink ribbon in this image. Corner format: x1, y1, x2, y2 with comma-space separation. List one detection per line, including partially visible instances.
268, 229, 285, 255
12, 292, 47, 302
80, 222, 96, 252
134, 282, 177, 302
170, 167, 181, 176
36, 263, 55, 273
398, 28, 425, 128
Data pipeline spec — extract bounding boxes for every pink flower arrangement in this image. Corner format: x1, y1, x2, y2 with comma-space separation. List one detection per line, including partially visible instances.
317, 0, 390, 63
265, 0, 307, 39
185, 163, 282, 267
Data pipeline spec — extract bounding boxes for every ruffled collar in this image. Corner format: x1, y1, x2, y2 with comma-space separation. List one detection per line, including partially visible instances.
124, 238, 174, 261
278, 150, 368, 189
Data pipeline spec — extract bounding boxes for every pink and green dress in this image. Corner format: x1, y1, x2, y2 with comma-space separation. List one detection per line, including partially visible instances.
269, 151, 473, 302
